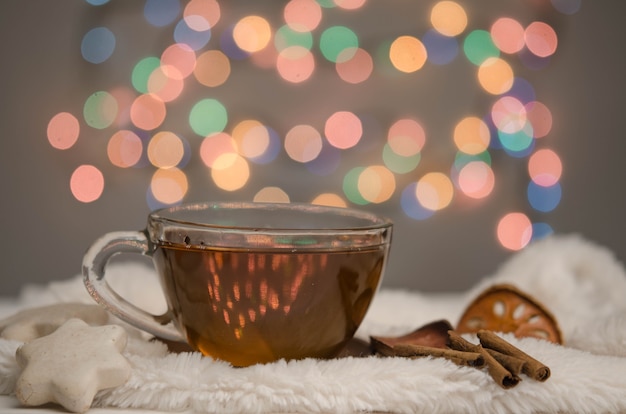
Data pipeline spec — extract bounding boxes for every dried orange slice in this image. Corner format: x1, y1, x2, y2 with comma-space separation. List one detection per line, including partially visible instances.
456, 284, 563, 344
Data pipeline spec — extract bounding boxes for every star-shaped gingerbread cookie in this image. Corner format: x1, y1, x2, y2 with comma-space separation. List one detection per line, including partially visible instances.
0, 303, 109, 342
15, 318, 131, 413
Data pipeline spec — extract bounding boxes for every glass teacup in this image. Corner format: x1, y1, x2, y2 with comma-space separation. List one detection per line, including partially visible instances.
83, 202, 392, 366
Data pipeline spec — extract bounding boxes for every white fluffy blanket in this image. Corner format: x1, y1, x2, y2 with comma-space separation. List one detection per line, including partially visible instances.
2, 234, 626, 413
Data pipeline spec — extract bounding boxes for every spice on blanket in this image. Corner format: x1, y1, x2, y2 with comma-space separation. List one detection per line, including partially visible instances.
484, 348, 527, 377
370, 318, 552, 389
371, 336, 485, 367
447, 330, 520, 388
477, 330, 551, 382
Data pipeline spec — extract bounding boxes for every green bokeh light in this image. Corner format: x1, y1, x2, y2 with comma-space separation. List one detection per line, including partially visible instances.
316, 0, 336, 8
498, 128, 533, 152
83, 91, 118, 129
453, 150, 492, 171
383, 144, 421, 174
189, 99, 228, 137
463, 30, 499, 65
319, 26, 358, 63
131, 56, 160, 93
343, 167, 369, 205
275, 25, 314, 51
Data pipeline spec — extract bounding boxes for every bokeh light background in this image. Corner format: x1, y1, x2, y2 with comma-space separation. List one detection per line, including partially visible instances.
5, 0, 608, 295
49, 0, 577, 249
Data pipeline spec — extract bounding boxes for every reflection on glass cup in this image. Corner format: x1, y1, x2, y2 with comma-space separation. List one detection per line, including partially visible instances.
83, 202, 392, 366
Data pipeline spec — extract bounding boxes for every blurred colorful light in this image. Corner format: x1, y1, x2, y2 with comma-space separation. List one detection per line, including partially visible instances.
60, 0, 575, 250
319, 26, 358, 63
130, 94, 166, 130
528, 148, 562, 187
387, 118, 426, 157
150, 167, 188, 205
70, 165, 105, 203
189, 98, 228, 136
490, 18, 525, 54
358, 165, 396, 204
233, 16, 272, 53
276, 46, 315, 83
81, 27, 116, 64
211, 153, 250, 191
336, 48, 373, 84
389, 36, 427, 73
325, 111, 362, 149
107, 130, 143, 168
457, 161, 495, 199
422, 30, 459, 65
144, 0, 180, 27
525, 22, 558, 58
463, 30, 499, 65
416, 172, 454, 211
47, 112, 80, 150
254, 187, 290, 203
478, 57, 514, 95
84, 91, 118, 130
430, 1, 467, 37
284, 0, 322, 33
311, 193, 347, 208
497, 212, 532, 251
454, 116, 490, 155
285, 124, 323, 163
184, 0, 220, 30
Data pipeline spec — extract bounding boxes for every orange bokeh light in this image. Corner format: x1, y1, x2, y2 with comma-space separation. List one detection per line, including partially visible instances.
233, 15, 272, 53
284, 0, 322, 32
477, 57, 514, 95
70, 165, 104, 203
491, 17, 525, 54
276, 46, 315, 83
285, 124, 322, 163
528, 148, 562, 187
416, 172, 454, 211
325, 111, 362, 149
457, 161, 495, 199
311, 193, 347, 208
107, 130, 142, 168
184, 0, 220, 31
47, 112, 80, 150
525, 21, 558, 58
454, 116, 490, 154
389, 36, 427, 73
497, 212, 532, 251
130, 94, 166, 130
194, 50, 231, 87
336, 48, 373, 84
151, 167, 188, 205
430, 1, 468, 37
387, 118, 426, 157
161, 43, 197, 80
358, 165, 396, 203
200, 132, 238, 168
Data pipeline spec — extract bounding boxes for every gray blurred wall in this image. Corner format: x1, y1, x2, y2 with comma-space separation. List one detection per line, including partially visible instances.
1, 1, 625, 296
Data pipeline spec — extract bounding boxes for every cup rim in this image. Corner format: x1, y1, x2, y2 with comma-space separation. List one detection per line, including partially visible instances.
149, 201, 393, 232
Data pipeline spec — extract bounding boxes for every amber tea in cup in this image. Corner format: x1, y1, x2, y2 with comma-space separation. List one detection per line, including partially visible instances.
83, 202, 392, 366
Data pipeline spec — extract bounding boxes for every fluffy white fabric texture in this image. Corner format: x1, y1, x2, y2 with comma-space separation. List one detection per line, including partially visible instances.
1, 234, 626, 413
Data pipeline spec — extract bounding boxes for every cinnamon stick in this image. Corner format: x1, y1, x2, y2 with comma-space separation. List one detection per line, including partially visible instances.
477, 330, 550, 382
370, 337, 484, 367
447, 331, 520, 389
392, 344, 485, 367
485, 349, 526, 377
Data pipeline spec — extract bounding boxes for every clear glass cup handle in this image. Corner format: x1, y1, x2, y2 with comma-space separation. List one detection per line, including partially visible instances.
82, 230, 183, 342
